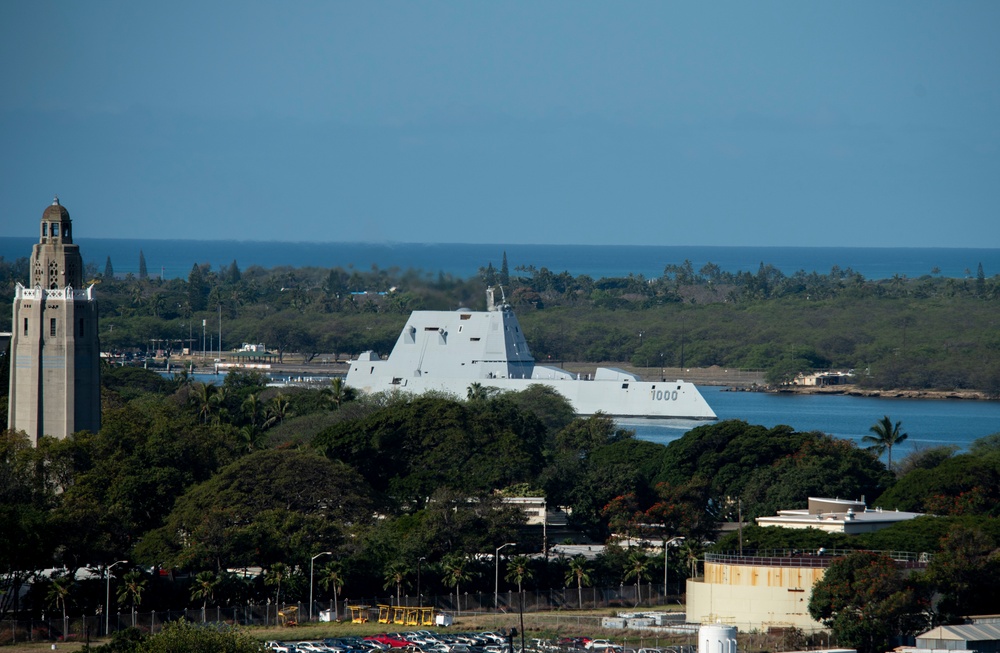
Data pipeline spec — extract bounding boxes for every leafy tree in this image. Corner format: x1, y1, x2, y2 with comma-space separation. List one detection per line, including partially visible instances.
712, 525, 856, 556
863, 415, 908, 470
808, 551, 928, 653
602, 492, 640, 540
969, 432, 1000, 456
138, 250, 147, 280
104, 256, 114, 279
0, 431, 55, 618
739, 435, 894, 519
417, 488, 525, 559
874, 451, 1000, 517
188, 263, 208, 312
923, 524, 1000, 622
136, 450, 373, 571
133, 619, 264, 653
895, 445, 958, 476
500, 252, 510, 287
314, 395, 547, 507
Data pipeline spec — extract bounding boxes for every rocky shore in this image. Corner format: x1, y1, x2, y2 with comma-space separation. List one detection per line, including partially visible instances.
773, 384, 993, 401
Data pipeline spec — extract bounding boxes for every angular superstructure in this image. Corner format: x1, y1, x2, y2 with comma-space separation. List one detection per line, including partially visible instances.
346, 288, 716, 420
8, 197, 101, 443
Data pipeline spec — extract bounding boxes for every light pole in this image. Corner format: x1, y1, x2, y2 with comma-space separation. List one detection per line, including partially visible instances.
309, 551, 333, 622
106, 560, 127, 636
417, 557, 426, 606
663, 537, 684, 603
495, 542, 515, 610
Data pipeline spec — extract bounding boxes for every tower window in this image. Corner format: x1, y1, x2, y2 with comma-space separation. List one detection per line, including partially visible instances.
24, 318, 28, 335
79, 318, 85, 337
50, 318, 57, 337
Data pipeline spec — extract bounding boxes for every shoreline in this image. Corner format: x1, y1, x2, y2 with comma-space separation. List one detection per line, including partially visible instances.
771, 385, 994, 401
152, 357, 997, 401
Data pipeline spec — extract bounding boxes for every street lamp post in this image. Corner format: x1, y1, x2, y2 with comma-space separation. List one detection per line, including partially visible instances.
417, 557, 426, 605
495, 542, 515, 610
309, 551, 333, 622
106, 560, 127, 636
663, 537, 684, 602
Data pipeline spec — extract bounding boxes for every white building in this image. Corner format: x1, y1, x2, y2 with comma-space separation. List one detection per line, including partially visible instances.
756, 497, 923, 535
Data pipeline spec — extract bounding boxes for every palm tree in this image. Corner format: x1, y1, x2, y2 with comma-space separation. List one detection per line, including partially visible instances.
678, 540, 704, 580
624, 551, 651, 605
46, 572, 75, 637
191, 382, 218, 424
265, 393, 291, 428
318, 561, 345, 620
324, 378, 356, 410
564, 556, 592, 609
467, 382, 486, 401
505, 556, 533, 595
116, 570, 147, 626
506, 555, 533, 653
209, 386, 230, 425
174, 367, 192, 388
863, 415, 908, 470
238, 424, 268, 453
242, 392, 263, 426
382, 562, 408, 605
190, 571, 219, 621
442, 555, 471, 611
265, 562, 290, 607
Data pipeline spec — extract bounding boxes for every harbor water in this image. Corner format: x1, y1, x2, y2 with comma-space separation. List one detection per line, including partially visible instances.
624, 386, 1000, 455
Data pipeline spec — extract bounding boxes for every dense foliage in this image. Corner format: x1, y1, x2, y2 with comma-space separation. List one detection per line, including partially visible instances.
2, 336, 1000, 633
808, 551, 930, 653
4, 228, 1000, 652
2, 255, 998, 393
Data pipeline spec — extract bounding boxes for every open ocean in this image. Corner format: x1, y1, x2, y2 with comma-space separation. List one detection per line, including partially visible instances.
2, 237, 999, 281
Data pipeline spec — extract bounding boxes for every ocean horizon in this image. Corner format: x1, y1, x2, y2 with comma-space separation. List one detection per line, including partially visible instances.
2, 237, 998, 282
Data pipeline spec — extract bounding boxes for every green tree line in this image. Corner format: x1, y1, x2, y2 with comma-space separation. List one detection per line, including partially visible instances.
1, 255, 997, 393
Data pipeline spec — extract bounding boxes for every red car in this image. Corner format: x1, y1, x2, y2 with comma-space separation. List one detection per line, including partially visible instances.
365, 634, 415, 648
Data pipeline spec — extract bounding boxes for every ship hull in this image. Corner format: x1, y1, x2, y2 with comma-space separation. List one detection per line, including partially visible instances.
346, 374, 715, 420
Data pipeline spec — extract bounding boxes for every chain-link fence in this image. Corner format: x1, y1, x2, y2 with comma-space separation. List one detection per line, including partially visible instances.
0, 583, 684, 643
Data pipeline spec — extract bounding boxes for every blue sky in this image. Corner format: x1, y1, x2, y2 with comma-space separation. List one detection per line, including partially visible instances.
2, 2, 998, 247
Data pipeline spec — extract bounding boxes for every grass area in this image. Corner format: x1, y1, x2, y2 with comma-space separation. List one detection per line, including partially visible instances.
0, 606, 695, 653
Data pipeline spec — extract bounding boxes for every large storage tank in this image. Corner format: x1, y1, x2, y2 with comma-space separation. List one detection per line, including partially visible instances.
699, 624, 737, 653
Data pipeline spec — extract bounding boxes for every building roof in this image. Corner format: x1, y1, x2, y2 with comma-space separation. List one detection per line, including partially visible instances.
918, 623, 1000, 642
42, 196, 70, 221
756, 497, 923, 534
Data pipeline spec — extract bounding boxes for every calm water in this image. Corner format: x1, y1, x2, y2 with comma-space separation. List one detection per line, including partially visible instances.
623, 386, 1000, 456
3, 237, 999, 281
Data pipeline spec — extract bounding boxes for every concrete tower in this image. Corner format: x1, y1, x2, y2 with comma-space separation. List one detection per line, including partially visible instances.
8, 197, 101, 443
